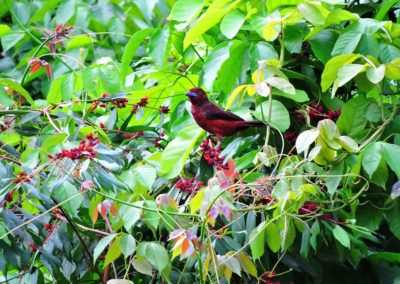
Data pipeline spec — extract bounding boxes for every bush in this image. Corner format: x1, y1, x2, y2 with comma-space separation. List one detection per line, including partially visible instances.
0, 0, 400, 283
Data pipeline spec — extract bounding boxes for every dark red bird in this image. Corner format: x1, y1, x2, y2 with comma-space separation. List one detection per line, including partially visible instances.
186, 87, 266, 142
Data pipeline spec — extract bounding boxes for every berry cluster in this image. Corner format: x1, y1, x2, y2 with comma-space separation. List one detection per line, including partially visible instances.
12, 172, 31, 183
175, 177, 203, 193
111, 98, 128, 108
159, 106, 169, 114
123, 130, 144, 140
200, 139, 228, 170
298, 202, 334, 221
0, 120, 12, 133
137, 97, 149, 107
285, 130, 297, 145
177, 64, 189, 72
297, 102, 342, 124
49, 133, 99, 161
261, 271, 286, 284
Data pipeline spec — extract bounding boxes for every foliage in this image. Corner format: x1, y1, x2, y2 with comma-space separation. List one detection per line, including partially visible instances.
1, 0, 400, 283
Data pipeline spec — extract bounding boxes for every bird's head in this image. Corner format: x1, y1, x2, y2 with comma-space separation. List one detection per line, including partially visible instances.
185, 87, 209, 105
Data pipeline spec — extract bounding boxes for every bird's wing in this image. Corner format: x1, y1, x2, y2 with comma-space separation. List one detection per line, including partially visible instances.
202, 102, 245, 121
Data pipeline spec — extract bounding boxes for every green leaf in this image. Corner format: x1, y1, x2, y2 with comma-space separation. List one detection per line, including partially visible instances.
331, 31, 362, 56
325, 9, 359, 26
100, 66, 120, 93
0, 79, 35, 106
47, 75, 64, 104
183, 0, 238, 50
120, 202, 143, 231
249, 222, 265, 260
149, 28, 170, 68
220, 11, 246, 39
190, 188, 205, 213
216, 40, 249, 94
119, 234, 136, 258
203, 42, 231, 91
143, 201, 160, 230
67, 35, 96, 50
366, 64, 386, 84
368, 252, 400, 265
0, 24, 11, 38
383, 143, 400, 179
61, 73, 74, 102
321, 54, 361, 91
358, 33, 380, 58
310, 221, 320, 250
326, 160, 344, 196
271, 88, 309, 102
20, 149, 40, 169
93, 234, 118, 263
249, 42, 278, 71
136, 242, 171, 273
41, 133, 68, 159
134, 165, 156, 191
385, 199, 400, 240
265, 222, 281, 253
105, 235, 122, 266
161, 124, 204, 178
375, 0, 399, 21
170, 0, 204, 23
265, 76, 295, 94
121, 29, 153, 88
308, 29, 338, 64
55, 0, 76, 24
55, 181, 83, 216
254, 99, 290, 132
281, 216, 296, 250
298, 3, 325, 26
336, 64, 366, 88
332, 225, 350, 248
0, 85, 13, 107
237, 252, 257, 277
296, 129, 319, 156
30, 0, 63, 23
336, 95, 368, 137
1, 33, 24, 53
362, 142, 383, 178
337, 136, 359, 153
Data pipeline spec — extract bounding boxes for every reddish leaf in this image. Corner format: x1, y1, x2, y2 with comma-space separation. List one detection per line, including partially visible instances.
30, 62, 41, 74
93, 207, 99, 224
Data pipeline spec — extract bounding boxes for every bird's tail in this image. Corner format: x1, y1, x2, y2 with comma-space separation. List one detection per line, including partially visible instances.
243, 120, 266, 128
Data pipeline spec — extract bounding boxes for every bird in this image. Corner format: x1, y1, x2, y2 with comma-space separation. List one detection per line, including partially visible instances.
185, 87, 266, 143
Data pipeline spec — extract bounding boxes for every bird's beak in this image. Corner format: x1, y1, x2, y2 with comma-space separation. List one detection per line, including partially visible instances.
185, 91, 197, 97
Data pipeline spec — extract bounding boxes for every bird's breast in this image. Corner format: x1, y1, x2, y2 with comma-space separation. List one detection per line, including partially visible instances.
191, 105, 215, 134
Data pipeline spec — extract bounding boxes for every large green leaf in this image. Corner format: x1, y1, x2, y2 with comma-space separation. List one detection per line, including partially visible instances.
149, 28, 170, 68
202, 42, 231, 91
253, 99, 290, 132
220, 11, 246, 39
170, 0, 204, 24
0, 79, 35, 106
161, 124, 204, 178
93, 234, 118, 263
265, 222, 281, 253
136, 242, 171, 273
383, 143, 400, 179
336, 95, 368, 137
183, 0, 239, 50
362, 142, 383, 178
332, 225, 350, 248
121, 29, 153, 87
249, 222, 265, 260
321, 54, 361, 91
